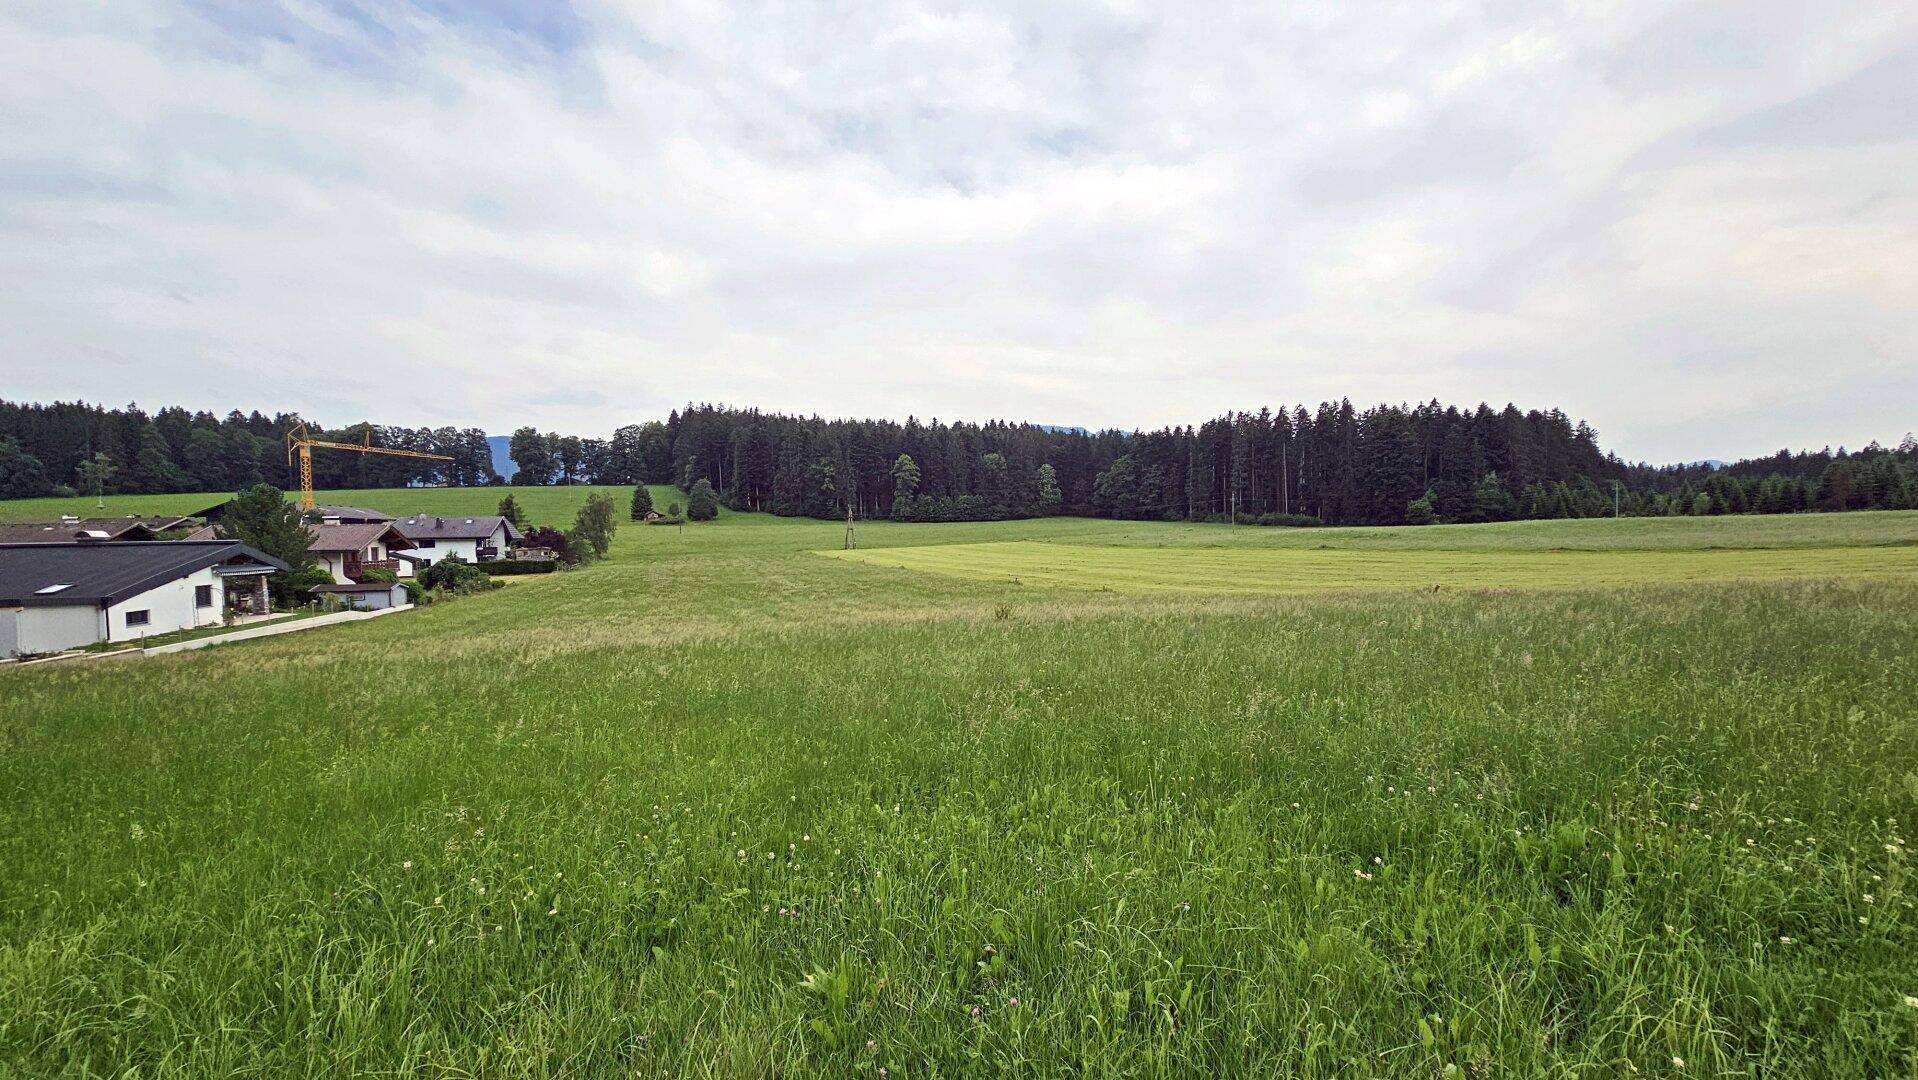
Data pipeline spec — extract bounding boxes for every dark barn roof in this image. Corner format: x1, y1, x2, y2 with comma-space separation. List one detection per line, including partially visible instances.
309, 504, 396, 523
196, 500, 393, 524
0, 541, 289, 608
0, 516, 195, 545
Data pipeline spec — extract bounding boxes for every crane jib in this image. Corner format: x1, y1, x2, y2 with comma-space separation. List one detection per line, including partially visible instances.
284, 422, 453, 510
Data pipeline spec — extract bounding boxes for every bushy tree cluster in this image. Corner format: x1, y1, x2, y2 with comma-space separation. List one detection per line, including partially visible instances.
215, 483, 327, 605
418, 554, 496, 593
568, 492, 618, 560
1625, 443, 1915, 517
506, 422, 672, 486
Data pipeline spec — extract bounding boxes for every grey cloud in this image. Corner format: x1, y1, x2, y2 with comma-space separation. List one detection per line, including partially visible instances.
0, 1, 1913, 462
1685, 48, 1918, 152
1291, 112, 1531, 205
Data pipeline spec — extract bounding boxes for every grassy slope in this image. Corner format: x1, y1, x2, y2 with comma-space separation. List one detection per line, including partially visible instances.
1, 502, 1915, 1076
4, 486, 1913, 551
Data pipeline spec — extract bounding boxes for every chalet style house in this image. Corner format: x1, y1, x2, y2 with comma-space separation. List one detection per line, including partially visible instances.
305, 521, 420, 583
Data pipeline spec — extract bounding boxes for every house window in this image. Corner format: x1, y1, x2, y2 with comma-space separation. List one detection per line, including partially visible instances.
196, 584, 214, 608
126, 609, 151, 627
416, 539, 436, 548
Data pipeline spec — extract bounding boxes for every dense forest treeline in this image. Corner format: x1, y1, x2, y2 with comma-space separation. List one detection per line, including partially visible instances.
0, 401, 497, 500
3, 397, 1913, 526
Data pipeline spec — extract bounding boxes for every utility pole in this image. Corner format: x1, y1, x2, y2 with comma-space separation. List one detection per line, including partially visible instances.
844, 480, 857, 550
1280, 444, 1289, 516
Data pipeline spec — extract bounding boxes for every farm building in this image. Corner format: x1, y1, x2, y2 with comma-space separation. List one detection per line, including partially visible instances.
306, 521, 420, 582
392, 514, 521, 567
0, 541, 286, 656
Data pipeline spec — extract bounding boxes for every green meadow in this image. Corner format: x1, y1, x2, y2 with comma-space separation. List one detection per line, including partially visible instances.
3, 499, 1915, 1076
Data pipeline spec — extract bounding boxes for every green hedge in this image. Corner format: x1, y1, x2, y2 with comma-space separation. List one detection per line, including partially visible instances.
485, 558, 560, 575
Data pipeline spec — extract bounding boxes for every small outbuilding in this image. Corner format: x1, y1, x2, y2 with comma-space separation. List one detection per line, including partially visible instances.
0, 541, 286, 656
311, 581, 409, 611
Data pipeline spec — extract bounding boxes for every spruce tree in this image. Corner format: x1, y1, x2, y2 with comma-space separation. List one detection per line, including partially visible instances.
889, 454, 920, 519
1035, 463, 1062, 515
687, 477, 720, 521
497, 494, 528, 529
629, 485, 654, 520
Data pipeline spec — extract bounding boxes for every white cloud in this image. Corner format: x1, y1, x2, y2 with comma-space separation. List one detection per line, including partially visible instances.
0, 0, 1913, 461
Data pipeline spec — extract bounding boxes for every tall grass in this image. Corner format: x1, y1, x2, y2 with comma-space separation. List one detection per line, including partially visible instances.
1, 507, 1914, 1076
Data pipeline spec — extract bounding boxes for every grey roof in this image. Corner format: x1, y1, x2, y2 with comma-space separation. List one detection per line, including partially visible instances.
195, 500, 392, 523
0, 541, 289, 607
305, 522, 412, 553
0, 516, 194, 545
393, 514, 520, 541
309, 504, 395, 523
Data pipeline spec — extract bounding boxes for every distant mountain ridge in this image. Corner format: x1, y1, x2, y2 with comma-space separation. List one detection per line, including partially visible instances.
487, 435, 516, 481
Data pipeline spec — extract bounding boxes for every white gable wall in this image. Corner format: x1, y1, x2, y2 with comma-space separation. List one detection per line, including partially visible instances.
318, 552, 353, 584
105, 565, 225, 643
408, 538, 481, 567
2, 604, 107, 656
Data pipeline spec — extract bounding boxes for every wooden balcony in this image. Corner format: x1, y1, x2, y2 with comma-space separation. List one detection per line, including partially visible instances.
347, 557, 401, 581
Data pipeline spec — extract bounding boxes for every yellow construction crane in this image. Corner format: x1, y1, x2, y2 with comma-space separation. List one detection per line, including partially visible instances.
285, 422, 453, 510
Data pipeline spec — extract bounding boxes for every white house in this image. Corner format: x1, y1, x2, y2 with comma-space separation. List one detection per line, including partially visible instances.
392, 514, 521, 567
0, 541, 285, 656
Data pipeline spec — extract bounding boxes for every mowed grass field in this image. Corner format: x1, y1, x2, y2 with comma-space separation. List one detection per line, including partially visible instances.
2, 500, 1916, 1076
827, 539, 1918, 594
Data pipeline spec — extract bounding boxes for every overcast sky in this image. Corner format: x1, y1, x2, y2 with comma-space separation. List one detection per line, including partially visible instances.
2, 2, 1913, 463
